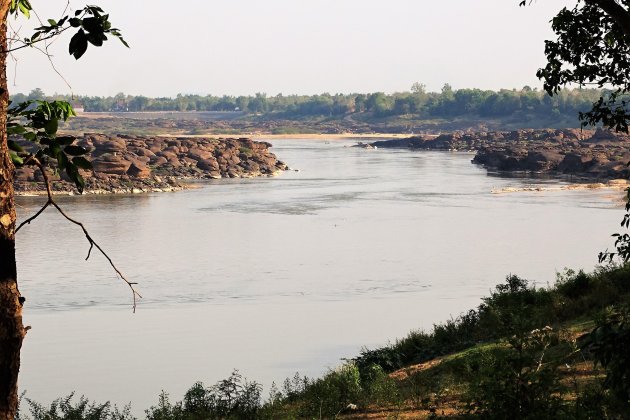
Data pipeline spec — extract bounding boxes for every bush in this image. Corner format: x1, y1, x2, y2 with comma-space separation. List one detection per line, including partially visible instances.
145, 370, 262, 420
581, 306, 630, 414
17, 393, 134, 420
463, 327, 568, 419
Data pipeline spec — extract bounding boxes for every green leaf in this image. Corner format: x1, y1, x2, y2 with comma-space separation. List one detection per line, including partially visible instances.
46, 143, 61, 159
75, 173, 85, 194
57, 151, 69, 170
7, 125, 27, 135
65, 163, 85, 193
9, 151, 23, 165
72, 156, 93, 170
117, 36, 129, 48
23, 132, 37, 142
8, 140, 24, 152
47, 19, 56, 26
18, 1, 30, 18
64, 145, 88, 156
44, 118, 58, 136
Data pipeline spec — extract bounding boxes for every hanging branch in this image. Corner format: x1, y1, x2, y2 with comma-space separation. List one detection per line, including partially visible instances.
7, 1, 74, 90
15, 156, 142, 312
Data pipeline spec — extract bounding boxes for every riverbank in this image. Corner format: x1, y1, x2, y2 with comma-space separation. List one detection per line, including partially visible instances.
14, 134, 288, 195
257, 265, 630, 418
18, 139, 619, 416
20, 264, 630, 418
491, 178, 629, 196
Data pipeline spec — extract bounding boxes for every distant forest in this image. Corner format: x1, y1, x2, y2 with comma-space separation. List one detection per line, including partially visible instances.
11, 84, 604, 121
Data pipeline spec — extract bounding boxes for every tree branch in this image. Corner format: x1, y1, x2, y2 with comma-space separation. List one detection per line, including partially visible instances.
14, 157, 142, 312
1, 28, 68, 54
589, 0, 630, 39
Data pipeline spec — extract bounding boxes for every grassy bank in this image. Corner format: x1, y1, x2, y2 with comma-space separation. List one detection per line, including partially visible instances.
17, 266, 630, 419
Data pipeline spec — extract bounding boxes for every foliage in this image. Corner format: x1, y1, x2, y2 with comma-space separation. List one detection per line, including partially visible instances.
521, 0, 630, 265
7, 100, 91, 190
144, 370, 262, 420
600, 188, 630, 263
462, 327, 567, 419
581, 306, 630, 412
11, 86, 604, 124
258, 362, 401, 419
8, 3, 128, 59
6, 2, 128, 193
354, 266, 630, 377
528, 0, 630, 132
16, 393, 134, 420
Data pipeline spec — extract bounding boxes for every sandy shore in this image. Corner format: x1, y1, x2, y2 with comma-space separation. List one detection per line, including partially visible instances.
492, 180, 629, 205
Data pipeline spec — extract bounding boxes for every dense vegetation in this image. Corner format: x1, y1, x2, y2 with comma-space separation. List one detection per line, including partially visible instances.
15, 264, 630, 419
13, 85, 604, 122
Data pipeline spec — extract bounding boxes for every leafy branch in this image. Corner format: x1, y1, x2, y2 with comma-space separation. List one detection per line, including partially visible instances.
6, 2, 129, 59
4, 2, 137, 311
7, 99, 91, 191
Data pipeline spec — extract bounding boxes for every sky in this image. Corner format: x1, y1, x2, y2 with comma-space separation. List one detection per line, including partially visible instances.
7, 0, 574, 97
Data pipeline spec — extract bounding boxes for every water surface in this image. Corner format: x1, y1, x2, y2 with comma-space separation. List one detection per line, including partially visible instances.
16, 139, 621, 412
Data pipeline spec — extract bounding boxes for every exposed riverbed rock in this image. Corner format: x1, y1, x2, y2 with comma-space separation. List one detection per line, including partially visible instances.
368, 128, 630, 180
14, 134, 288, 195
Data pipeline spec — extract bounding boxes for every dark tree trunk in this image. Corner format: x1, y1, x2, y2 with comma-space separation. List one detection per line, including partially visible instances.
0, 4, 26, 419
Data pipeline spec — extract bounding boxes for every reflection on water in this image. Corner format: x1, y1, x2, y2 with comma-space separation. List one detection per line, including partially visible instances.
16, 139, 622, 413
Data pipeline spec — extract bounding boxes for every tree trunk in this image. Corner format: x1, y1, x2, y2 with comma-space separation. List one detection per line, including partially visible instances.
0, 3, 26, 419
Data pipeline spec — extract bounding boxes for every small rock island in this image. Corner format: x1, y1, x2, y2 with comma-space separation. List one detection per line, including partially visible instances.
368, 128, 630, 180
14, 134, 288, 195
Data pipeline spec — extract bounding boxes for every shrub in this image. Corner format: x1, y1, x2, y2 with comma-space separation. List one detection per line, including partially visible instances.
145, 370, 262, 420
463, 327, 568, 419
581, 306, 630, 414
17, 393, 134, 420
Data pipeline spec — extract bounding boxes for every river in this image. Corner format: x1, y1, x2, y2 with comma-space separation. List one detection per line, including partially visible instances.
15, 138, 622, 413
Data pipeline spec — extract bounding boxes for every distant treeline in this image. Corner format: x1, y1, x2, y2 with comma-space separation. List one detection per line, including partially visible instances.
12, 84, 604, 120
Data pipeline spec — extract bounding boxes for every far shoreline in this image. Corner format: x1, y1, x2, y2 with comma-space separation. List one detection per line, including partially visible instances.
159, 133, 411, 140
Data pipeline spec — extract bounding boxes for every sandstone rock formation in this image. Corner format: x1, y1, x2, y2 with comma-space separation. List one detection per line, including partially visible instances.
14, 134, 288, 194
369, 129, 630, 180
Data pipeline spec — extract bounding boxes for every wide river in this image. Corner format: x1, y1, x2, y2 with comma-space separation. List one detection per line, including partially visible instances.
15, 139, 621, 413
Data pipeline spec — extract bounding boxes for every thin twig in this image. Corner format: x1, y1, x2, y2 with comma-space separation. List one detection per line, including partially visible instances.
14, 200, 50, 232
28, 42, 72, 90
15, 157, 142, 312
2, 30, 68, 53
6, 20, 72, 91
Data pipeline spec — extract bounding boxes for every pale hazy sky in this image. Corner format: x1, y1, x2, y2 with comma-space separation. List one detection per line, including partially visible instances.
8, 0, 573, 97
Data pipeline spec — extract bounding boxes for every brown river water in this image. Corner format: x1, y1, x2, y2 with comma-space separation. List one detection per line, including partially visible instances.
14, 139, 622, 413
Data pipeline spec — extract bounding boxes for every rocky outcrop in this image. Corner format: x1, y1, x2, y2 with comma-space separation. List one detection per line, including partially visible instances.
14, 134, 288, 195
369, 128, 630, 180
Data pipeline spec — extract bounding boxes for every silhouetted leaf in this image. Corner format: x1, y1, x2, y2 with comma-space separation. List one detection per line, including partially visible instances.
72, 156, 93, 170
64, 145, 88, 156
56, 136, 76, 146
69, 29, 88, 59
